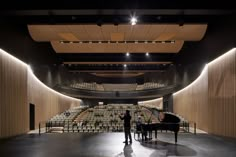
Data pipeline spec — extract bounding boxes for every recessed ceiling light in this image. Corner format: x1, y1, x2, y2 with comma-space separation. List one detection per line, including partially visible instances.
124, 64, 127, 68
126, 52, 130, 57
145, 52, 149, 56
130, 17, 137, 25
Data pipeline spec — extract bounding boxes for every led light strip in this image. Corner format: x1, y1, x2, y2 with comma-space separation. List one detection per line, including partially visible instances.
0, 48, 81, 102
173, 48, 236, 96
59, 40, 176, 44
138, 97, 163, 104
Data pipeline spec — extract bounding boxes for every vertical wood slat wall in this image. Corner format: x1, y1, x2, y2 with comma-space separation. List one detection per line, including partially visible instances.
27, 72, 81, 129
0, 50, 28, 138
173, 49, 236, 138
0, 49, 81, 139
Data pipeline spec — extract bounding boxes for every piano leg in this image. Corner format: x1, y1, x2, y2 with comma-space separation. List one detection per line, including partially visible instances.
174, 131, 178, 144
155, 130, 157, 139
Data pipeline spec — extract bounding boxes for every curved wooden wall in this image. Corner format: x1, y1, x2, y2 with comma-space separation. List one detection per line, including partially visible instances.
173, 48, 236, 137
0, 49, 81, 139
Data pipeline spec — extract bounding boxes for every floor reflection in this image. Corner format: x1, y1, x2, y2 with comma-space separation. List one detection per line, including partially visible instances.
115, 144, 135, 157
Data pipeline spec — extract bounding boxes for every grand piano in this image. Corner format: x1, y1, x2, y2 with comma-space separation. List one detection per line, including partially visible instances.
140, 112, 181, 143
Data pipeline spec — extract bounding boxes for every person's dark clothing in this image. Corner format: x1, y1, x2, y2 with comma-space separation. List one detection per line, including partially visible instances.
120, 111, 132, 144
120, 114, 131, 128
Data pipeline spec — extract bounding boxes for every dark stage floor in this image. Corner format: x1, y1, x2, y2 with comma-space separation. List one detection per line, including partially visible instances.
0, 132, 236, 157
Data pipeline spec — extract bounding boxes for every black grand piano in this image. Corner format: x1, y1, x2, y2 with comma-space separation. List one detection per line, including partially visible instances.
140, 112, 181, 143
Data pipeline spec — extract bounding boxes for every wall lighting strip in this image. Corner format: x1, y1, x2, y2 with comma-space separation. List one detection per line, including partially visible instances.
59, 40, 175, 44
0, 48, 81, 102
28, 67, 81, 102
173, 48, 236, 96
0, 49, 28, 67
138, 97, 163, 104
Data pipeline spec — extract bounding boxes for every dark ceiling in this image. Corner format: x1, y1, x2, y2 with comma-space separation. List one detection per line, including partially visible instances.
0, 1, 235, 75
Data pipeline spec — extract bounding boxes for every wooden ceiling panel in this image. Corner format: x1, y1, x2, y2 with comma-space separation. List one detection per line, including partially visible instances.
83, 25, 103, 40
28, 25, 60, 41
117, 25, 133, 40
155, 32, 176, 41
146, 40, 184, 52
113, 43, 127, 52
146, 25, 167, 40
104, 43, 119, 52
110, 33, 124, 41
175, 24, 208, 41
128, 25, 151, 40
67, 25, 88, 40
51, 41, 184, 53
28, 24, 207, 41
58, 33, 79, 41
101, 25, 118, 40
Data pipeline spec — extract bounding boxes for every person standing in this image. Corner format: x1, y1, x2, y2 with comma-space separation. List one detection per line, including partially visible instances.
119, 110, 132, 145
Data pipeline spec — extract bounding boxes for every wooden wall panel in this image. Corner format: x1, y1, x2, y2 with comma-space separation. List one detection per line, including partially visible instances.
0, 49, 28, 138
173, 48, 236, 138
27, 69, 81, 129
173, 67, 208, 132
0, 49, 81, 139
208, 49, 236, 137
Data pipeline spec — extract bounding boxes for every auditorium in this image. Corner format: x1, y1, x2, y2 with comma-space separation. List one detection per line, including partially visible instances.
0, 1, 235, 157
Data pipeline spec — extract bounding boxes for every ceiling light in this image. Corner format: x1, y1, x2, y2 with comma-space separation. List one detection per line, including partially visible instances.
145, 52, 149, 56
124, 64, 127, 68
130, 17, 137, 25
126, 52, 130, 57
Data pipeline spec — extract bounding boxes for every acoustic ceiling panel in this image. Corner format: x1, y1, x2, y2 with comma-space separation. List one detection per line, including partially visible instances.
28, 24, 207, 42
51, 40, 184, 53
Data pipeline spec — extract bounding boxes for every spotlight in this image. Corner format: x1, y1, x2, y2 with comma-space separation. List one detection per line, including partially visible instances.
145, 52, 149, 56
178, 19, 184, 27
126, 52, 130, 57
130, 17, 137, 25
97, 19, 103, 27
113, 18, 119, 26
124, 64, 127, 68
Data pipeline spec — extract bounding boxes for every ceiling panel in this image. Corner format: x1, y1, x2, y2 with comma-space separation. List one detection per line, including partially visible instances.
28, 24, 207, 41
51, 40, 184, 53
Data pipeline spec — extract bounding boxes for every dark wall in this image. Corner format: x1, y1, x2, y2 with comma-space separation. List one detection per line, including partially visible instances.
0, 18, 59, 66
163, 94, 173, 112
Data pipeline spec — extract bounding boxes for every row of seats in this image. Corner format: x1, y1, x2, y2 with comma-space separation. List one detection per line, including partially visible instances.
46, 107, 87, 133
70, 82, 166, 91
64, 104, 159, 133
